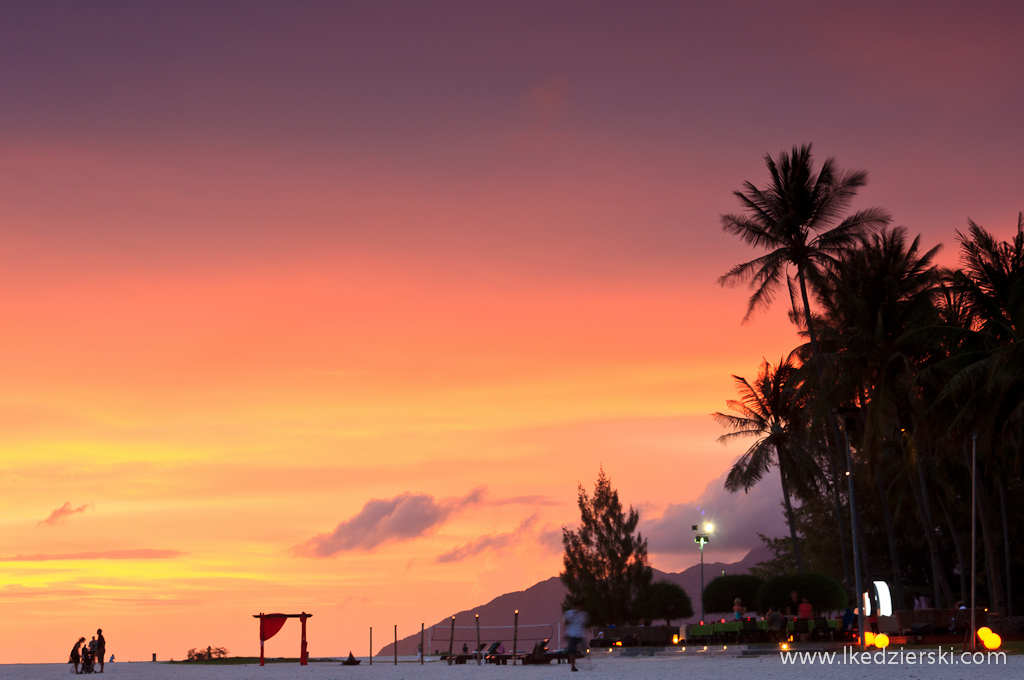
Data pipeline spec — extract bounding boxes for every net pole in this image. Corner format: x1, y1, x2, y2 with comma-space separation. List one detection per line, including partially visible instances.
512, 610, 519, 666
475, 614, 481, 665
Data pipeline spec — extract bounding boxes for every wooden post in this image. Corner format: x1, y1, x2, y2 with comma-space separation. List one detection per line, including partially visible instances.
448, 616, 455, 656
300, 613, 308, 665
369, 626, 373, 665
475, 614, 481, 665
259, 614, 265, 667
420, 623, 425, 665
512, 609, 519, 666
394, 624, 398, 665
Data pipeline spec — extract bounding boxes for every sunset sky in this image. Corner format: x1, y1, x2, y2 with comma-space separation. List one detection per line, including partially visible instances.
1, 0, 1022, 664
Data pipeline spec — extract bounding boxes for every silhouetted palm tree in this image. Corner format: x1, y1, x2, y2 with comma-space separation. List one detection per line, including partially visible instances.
715, 358, 811, 572
821, 227, 946, 608
719, 144, 890, 583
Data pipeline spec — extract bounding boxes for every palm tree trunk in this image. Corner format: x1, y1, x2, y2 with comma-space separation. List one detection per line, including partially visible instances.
828, 448, 852, 587
778, 460, 804, 573
938, 495, 968, 603
796, 270, 863, 584
906, 463, 952, 608
998, 478, 1013, 617
872, 460, 905, 610
975, 470, 1006, 615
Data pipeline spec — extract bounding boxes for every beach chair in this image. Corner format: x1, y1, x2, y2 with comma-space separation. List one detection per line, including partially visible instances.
447, 643, 487, 665
484, 641, 509, 665
811, 617, 832, 641
519, 639, 552, 665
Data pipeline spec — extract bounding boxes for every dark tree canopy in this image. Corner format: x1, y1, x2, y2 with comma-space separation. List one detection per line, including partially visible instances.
635, 581, 693, 625
755, 573, 848, 614
560, 468, 652, 625
702, 574, 764, 615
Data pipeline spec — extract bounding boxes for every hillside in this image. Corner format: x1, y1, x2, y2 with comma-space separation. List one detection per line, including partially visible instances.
376, 545, 770, 656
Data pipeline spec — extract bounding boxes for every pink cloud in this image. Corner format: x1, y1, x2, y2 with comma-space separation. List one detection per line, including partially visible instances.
38, 501, 92, 526
293, 488, 486, 557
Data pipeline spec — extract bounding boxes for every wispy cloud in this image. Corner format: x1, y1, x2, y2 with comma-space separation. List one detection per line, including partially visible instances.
39, 501, 92, 526
0, 549, 185, 562
436, 514, 539, 563
294, 487, 486, 558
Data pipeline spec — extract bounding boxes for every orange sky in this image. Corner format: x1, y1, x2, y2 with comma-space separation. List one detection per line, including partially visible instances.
2, 1, 1023, 663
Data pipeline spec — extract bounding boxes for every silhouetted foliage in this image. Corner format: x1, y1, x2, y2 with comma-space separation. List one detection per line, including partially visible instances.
635, 581, 693, 625
561, 468, 652, 625
187, 646, 229, 661
755, 574, 848, 615
702, 574, 763, 615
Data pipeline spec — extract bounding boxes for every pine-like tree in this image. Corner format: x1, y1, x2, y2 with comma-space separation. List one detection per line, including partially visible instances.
560, 468, 652, 625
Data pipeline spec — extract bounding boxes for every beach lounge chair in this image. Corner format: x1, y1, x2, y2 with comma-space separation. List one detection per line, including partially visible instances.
446, 643, 487, 665
518, 639, 552, 665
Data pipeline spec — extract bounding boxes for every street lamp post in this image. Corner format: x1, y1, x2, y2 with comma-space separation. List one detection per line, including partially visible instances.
693, 523, 713, 622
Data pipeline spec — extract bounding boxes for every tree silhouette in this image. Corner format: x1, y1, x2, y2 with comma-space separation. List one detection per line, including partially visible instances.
561, 468, 652, 625
715, 358, 810, 571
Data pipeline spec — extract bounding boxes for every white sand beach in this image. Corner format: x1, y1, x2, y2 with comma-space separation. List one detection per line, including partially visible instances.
3, 654, 1020, 680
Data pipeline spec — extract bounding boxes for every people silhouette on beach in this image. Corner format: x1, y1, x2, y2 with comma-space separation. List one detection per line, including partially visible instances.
96, 629, 106, 673
69, 637, 86, 674
563, 600, 588, 673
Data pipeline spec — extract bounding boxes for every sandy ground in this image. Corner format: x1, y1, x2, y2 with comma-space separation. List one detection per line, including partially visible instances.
2, 653, 1021, 680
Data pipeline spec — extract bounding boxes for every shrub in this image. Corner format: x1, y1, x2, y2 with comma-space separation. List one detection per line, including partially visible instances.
702, 574, 764, 615
755, 573, 847, 614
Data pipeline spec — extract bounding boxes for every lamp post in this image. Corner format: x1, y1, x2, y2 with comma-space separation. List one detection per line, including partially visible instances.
836, 408, 866, 651
693, 522, 713, 622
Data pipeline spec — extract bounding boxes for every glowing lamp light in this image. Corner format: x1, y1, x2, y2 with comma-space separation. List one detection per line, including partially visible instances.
614, 641, 621, 647
983, 634, 1001, 650
873, 581, 893, 617
864, 631, 875, 646
704, 523, 714, 533
977, 627, 1001, 650
781, 644, 789, 650
874, 634, 890, 649
672, 635, 679, 645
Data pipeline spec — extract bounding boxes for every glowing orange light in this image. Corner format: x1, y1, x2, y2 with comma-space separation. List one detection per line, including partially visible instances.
614, 641, 621, 647
781, 644, 788, 650
874, 634, 890, 649
983, 633, 1001, 650
864, 631, 875, 646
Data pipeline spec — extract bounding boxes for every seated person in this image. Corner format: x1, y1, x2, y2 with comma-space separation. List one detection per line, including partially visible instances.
766, 606, 785, 641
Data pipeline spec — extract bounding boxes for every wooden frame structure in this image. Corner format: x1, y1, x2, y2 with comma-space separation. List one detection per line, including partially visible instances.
253, 612, 313, 666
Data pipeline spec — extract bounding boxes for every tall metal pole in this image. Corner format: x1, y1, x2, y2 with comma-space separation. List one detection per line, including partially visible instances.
394, 624, 398, 665
369, 626, 372, 666
971, 434, 977, 653
700, 543, 705, 623
420, 623, 425, 665
842, 420, 866, 651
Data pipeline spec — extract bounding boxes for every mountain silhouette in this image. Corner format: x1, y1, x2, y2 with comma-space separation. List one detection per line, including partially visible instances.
376, 545, 770, 656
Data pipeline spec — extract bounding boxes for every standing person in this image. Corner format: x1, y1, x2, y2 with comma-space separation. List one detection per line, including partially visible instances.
732, 598, 747, 620
70, 637, 85, 674
798, 596, 813, 619
96, 629, 106, 673
563, 601, 588, 673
